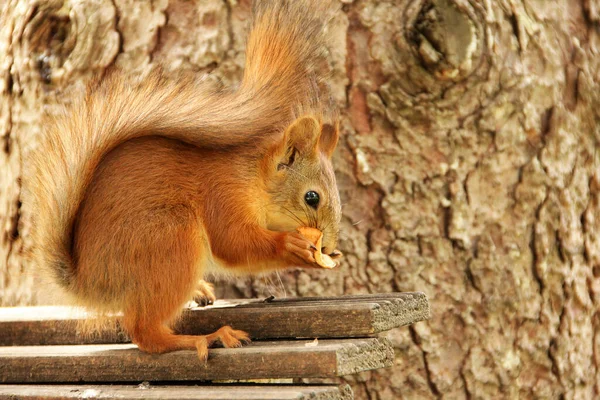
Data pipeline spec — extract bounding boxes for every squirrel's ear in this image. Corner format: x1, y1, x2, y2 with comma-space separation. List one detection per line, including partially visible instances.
319, 121, 339, 158
284, 116, 321, 154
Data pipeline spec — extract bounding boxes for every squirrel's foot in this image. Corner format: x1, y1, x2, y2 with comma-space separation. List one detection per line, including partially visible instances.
194, 336, 210, 362
195, 326, 250, 362
193, 280, 216, 306
281, 232, 319, 267
206, 325, 251, 349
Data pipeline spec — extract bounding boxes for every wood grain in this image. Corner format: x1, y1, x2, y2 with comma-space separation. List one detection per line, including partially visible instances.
0, 338, 394, 383
0, 384, 353, 400
0, 293, 429, 346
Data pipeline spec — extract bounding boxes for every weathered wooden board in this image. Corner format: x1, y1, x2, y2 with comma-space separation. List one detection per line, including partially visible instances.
0, 338, 393, 383
0, 384, 353, 400
0, 293, 429, 346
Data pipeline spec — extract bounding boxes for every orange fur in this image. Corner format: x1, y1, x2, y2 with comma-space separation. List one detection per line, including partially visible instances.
23, 0, 341, 359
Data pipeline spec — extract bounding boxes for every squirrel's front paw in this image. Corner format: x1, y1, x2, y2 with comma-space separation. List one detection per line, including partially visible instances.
281, 232, 319, 267
193, 280, 216, 306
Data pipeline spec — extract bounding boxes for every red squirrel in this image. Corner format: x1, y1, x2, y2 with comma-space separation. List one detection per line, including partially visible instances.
24, 0, 342, 360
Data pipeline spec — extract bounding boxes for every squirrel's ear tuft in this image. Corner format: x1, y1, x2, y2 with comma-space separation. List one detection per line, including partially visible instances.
319, 121, 339, 158
284, 116, 320, 154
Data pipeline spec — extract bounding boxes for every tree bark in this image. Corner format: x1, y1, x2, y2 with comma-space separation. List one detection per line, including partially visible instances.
1, 0, 599, 398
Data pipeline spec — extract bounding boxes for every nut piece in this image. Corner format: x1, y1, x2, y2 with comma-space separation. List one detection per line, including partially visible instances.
297, 227, 338, 269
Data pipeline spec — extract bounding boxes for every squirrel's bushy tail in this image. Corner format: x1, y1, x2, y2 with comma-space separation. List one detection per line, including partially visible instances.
243, 0, 338, 117
23, 0, 338, 289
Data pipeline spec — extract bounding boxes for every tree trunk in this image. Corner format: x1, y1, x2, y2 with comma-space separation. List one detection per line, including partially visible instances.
1, 0, 598, 398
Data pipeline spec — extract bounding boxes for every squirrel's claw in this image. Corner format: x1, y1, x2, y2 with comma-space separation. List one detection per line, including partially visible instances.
329, 250, 343, 259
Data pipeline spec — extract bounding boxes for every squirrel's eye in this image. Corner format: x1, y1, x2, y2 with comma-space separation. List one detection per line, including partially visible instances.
304, 191, 320, 209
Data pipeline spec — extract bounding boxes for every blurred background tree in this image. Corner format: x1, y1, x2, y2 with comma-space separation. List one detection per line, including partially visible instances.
1, 0, 599, 398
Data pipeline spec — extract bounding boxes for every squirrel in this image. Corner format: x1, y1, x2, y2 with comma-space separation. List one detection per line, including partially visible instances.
23, 0, 342, 360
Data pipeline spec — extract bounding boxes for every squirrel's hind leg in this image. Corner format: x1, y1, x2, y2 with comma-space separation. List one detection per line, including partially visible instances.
123, 316, 249, 361
120, 225, 249, 360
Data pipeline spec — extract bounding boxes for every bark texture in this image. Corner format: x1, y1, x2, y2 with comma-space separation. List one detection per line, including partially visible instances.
1, 0, 599, 398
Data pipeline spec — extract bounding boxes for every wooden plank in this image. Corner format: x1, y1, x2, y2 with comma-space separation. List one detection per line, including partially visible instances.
0, 338, 393, 383
0, 384, 353, 400
0, 292, 429, 346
